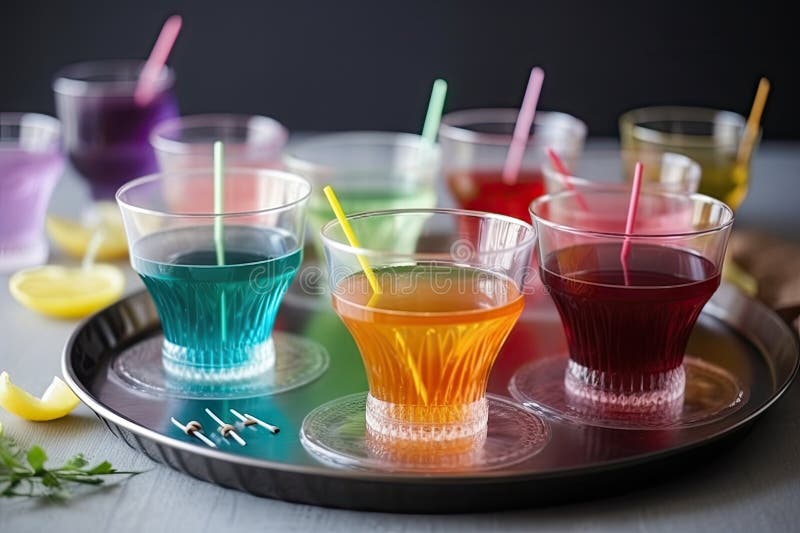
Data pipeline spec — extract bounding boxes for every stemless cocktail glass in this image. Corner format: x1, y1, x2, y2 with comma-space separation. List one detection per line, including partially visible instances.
284, 132, 440, 261
150, 114, 288, 171
0, 113, 64, 272
620, 107, 752, 209
116, 169, 328, 398
543, 151, 701, 195
301, 209, 549, 471
510, 188, 742, 429
439, 108, 587, 221
54, 60, 178, 201
150, 114, 289, 214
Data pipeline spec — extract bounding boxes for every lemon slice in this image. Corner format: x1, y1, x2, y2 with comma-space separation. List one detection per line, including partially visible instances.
0, 372, 80, 421
47, 202, 128, 260
9, 264, 125, 319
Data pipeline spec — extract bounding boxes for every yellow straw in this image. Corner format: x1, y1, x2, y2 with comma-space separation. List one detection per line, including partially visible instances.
322, 186, 382, 297
737, 77, 770, 164
324, 185, 428, 402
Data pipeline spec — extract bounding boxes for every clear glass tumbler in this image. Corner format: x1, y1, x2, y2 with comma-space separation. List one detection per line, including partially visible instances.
0, 113, 64, 272
439, 108, 587, 221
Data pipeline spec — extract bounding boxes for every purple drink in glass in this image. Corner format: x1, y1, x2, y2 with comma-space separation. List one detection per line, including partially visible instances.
0, 113, 64, 272
53, 60, 178, 200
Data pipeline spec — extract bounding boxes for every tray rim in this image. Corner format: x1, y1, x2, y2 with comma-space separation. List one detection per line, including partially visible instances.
62, 283, 800, 485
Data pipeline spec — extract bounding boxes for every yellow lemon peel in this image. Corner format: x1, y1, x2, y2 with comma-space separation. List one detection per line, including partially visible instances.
0, 372, 80, 421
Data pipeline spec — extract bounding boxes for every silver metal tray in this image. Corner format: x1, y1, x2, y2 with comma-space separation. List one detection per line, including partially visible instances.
62, 283, 799, 513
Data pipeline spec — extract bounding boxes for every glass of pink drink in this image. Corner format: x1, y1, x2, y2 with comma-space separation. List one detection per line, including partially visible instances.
0, 113, 64, 272
150, 114, 288, 214
524, 189, 733, 411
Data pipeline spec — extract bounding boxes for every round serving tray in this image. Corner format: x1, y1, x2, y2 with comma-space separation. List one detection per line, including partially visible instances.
62, 283, 798, 513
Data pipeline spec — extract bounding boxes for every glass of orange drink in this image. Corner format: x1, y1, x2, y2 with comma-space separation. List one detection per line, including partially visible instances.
301, 208, 549, 471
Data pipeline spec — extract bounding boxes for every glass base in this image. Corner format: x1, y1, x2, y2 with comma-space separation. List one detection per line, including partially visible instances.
365, 394, 488, 441
111, 331, 329, 399
563, 359, 686, 409
0, 239, 47, 274
162, 337, 276, 382
509, 355, 747, 430
300, 393, 550, 472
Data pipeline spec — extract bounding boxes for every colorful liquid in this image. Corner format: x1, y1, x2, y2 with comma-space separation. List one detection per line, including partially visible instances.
333, 265, 523, 416
60, 91, 178, 199
624, 140, 745, 210
542, 243, 720, 388
133, 225, 301, 376
447, 169, 545, 221
0, 148, 64, 268
307, 184, 436, 258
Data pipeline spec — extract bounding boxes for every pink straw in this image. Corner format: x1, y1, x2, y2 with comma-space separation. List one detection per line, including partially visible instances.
502, 67, 545, 185
546, 148, 590, 211
620, 161, 644, 286
134, 15, 183, 106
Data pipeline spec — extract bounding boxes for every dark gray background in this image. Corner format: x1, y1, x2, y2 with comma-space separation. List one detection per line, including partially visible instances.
1, 0, 796, 137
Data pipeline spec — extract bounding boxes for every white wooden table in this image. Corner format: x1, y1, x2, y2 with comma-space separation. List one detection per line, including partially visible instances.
1, 141, 798, 532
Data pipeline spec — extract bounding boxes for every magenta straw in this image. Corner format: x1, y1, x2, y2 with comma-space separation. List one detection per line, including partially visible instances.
620, 161, 644, 285
502, 67, 545, 185
134, 15, 183, 106
546, 148, 590, 211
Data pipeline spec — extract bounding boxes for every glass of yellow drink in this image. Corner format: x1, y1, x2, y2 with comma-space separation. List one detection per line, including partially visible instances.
619, 107, 756, 210
300, 208, 549, 470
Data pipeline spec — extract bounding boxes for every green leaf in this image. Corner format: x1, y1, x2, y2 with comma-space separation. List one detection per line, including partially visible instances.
27, 446, 47, 472
0, 432, 140, 501
63, 454, 88, 470
41, 471, 61, 488
87, 461, 115, 475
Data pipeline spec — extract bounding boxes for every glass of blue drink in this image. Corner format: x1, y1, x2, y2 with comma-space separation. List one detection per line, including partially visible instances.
116, 168, 311, 383
54, 60, 178, 201
0, 113, 64, 272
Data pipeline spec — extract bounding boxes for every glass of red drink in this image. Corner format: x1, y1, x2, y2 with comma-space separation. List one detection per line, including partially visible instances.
511, 187, 740, 428
439, 108, 586, 221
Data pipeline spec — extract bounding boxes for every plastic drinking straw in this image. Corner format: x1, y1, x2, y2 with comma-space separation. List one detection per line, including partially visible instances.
620, 162, 644, 286
322, 186, 382, 297
81, 230, 106, 272
213, 141, 227, 341
736, 77, 771, 165
134, 15, 183, 106
421, 79, 448, 144
502, 67, 545, 185
321, 186, 428, 403
546, 148, 590, 211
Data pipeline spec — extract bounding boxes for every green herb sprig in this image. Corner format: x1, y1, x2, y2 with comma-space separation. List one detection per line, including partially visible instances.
0, 427, 139, 501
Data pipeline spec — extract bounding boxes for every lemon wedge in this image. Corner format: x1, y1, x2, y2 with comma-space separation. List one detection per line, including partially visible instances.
0, 372, 80, 421
47, 202, 128, 261
9, 264, 125, 319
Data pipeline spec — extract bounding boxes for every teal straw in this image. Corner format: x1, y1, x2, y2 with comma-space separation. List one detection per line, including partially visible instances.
213, 141, 227, 341
421, 78, 448, 143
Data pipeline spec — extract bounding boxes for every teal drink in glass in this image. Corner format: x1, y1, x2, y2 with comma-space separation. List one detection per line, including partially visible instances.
132, 225, 302, 379
117, 169, 311, 384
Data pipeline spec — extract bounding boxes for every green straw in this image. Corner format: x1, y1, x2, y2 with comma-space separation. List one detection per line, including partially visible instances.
213, 141, 227, 341
421, 78, 448, 143
213, 141, 225, 265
